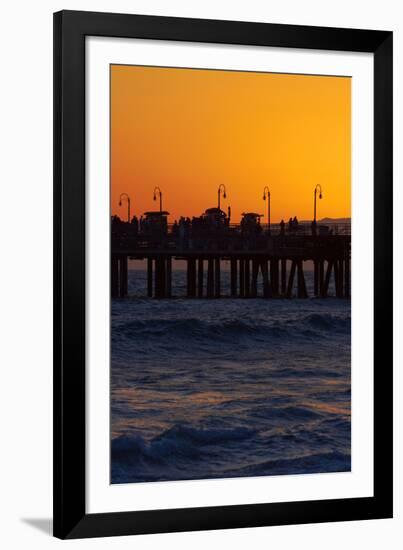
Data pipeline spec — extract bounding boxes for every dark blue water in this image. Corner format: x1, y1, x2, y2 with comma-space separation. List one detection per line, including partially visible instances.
111, 263, 351, 483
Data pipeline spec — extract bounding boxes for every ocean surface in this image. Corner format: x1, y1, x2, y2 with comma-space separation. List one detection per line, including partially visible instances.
111, 261, 351, 484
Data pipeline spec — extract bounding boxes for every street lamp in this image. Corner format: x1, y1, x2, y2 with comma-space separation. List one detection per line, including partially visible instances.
263, 186, 271, 234
313, 184, 323, 224
153, 186, 163, 212
119, 192, 131, 223
217, 184, 227, 210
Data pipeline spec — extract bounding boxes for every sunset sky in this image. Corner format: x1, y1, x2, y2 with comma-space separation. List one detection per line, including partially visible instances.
111, 65, 351, 224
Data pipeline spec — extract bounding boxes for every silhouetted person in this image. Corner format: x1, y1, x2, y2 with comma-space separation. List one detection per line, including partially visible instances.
293, 216, 299, 231
288, 217, 293, 232
280, 219, 285, 236
111, 214, 121, 227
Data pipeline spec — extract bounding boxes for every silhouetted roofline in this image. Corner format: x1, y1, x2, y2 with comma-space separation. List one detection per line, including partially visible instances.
242, 212, 263, 217
143, 210, 170, 216
204, 207, 226, 215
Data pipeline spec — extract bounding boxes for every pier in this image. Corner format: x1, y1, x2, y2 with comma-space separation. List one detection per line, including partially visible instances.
111, 210, 350, 299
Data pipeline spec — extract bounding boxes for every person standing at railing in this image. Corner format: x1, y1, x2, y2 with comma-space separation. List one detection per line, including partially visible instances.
280, 219, 285, 236
172, 220, 179, 239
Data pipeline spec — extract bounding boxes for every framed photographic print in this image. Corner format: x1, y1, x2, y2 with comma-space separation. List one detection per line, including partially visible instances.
53, 10, 393, 539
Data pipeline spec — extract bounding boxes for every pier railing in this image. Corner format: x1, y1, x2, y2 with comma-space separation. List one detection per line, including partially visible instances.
112, 221, 350, 253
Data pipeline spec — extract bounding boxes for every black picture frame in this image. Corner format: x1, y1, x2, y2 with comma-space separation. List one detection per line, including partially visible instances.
54, 9, 393, 539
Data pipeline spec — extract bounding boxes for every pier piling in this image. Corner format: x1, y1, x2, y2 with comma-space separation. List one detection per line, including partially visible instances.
207, 258, 214, 298
251, 259, 259, 297
187, 259, 197, 297
271, 259, 279, 296
314, 260, 319, 296
281, 259, 287, 296
297, 260, 308, 298
119, 256, 128, 298
111, 256, 119, 298
147, 258, 153, 297
338, 260, 344, 298
155, 257, 166, 298
239, 259, 245, 298
344, 256, 350, 298
166, 257, 172, 298
319, 259, 325, 297
214, 258, 221, 298
230, 259, 237, 297
198, 258, 204, 297
322, 260, 333, 298
286, 260, 297, 298
244, 259, 250, 298
261, 260, 271, 298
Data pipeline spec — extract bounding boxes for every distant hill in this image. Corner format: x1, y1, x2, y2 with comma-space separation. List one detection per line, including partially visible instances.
297, 217, 351, 224
318, 217, 351, 224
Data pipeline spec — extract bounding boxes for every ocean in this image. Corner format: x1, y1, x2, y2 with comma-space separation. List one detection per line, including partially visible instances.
111, 261, 351, 484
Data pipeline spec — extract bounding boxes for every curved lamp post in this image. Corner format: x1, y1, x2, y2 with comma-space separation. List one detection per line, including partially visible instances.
313, 184, 323, 224
153, 186, 163, 212
217, 184, 227, 210
119, 192, 131, 222
263, 186, 271, 234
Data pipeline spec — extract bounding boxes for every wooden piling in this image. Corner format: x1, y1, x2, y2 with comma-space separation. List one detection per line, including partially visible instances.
281, 259, 287, 295
230, 258, 237, 297
191, 259, 197, 297
286, 260, 297, 298
297, 260, 308, 298
244, 259, 250, 298
339, 260, 344, 298
187, 258, 196, 297
271, 259, 279, 296
147, 258, 153, 298
119, 256, 128, 298
214, 258, 221, 298
344, 256, 350, 298
111, 256, 119, 298
155, 257, 166, 298
337, 260, 344, 297
186, 259, 191, 296
207, 258, 214, 298
261, 260, 271, 298
314, 260, 319, 296
334, 260, 339, 297
322, 260, 333, 298
334, 260, 344, 298
166, 256, 172, 298
197, 258, 204, 297
251, 259, 259, 297
319, 259, 325, 297
239, 259, 245, 298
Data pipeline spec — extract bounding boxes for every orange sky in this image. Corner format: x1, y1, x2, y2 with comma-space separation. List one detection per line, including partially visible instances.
111, 65, 351, 224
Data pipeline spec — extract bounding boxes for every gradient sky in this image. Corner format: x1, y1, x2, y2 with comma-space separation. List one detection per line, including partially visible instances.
111, 65, 351, 224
